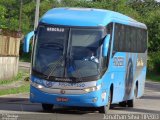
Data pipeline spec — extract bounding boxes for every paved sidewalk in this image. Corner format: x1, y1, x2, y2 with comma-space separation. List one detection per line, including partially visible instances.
19, 62, 30, 68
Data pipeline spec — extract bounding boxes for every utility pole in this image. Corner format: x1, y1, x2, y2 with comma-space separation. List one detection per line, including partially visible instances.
34, 0, 40, 30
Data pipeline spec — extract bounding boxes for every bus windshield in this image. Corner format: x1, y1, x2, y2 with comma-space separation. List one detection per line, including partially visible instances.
32, 25, 104, 81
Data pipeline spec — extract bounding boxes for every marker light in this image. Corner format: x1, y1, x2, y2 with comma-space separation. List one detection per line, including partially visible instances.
92, 97, 98, 102
30, 92, 34, 98
83, 85, 101, 93
101, 92, 106, 101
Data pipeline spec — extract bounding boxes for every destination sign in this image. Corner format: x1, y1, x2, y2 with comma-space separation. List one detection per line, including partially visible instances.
47, 27, 64, 32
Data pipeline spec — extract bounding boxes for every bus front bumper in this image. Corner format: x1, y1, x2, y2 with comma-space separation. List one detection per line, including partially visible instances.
30, 85, 108, 107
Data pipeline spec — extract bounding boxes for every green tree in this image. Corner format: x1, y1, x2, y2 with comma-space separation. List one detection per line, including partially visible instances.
0, 0, 160, 73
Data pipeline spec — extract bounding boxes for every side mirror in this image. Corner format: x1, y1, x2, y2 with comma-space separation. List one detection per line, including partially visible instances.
102, 34, 110, 57
23, 31, 34, 53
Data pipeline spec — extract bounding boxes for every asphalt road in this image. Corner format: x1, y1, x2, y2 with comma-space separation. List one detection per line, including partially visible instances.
0, 81, 159, 120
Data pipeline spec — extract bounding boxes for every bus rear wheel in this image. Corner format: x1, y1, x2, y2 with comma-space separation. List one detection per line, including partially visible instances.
119, 86, 137, 107
119, 100, 134, 107
127, 99, 134, 107
42, 103, 54, 112
99, 91, 111, 114
119, 101, 127, 107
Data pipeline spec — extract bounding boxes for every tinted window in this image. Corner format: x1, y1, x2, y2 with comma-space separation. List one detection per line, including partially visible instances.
33, 26, 69, 77
113, 23, 147, 53
101, 23, 113, 72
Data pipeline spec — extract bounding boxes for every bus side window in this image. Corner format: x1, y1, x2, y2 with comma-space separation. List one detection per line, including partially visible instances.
112, 23, 147, 54
119, 24, 125, 51
130, 27, 134, 52
139, 29, 143, 52
125, 26, 131, 52
114, 24, 119, 51
142, 30, 147, 52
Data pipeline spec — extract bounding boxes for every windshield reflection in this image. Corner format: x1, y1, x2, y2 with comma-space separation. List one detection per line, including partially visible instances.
32, 25, 104, 81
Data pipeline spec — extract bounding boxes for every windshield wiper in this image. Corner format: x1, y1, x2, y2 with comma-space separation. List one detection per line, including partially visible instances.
32, 69, 48, 79
44, 56, 65, 79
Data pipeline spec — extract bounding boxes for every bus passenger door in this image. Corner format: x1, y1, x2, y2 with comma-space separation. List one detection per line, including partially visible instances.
110, 52, 126, 103
109, 23, 127, 103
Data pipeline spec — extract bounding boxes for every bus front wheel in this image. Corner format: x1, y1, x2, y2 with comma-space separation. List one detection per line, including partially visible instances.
42, 103, 54, 112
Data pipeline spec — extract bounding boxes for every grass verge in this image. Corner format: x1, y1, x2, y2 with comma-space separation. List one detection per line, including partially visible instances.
0, 71, 29, 85
19, 52, 31, 62
147, 72, 160, 82
0, 83, 30, 96
0, 71, 30, 96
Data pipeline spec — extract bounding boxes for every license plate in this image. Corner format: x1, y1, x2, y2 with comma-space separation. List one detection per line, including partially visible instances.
56, 97, 69, 102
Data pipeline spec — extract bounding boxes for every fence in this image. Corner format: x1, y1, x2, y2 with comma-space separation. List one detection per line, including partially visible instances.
0, 31, 21, 80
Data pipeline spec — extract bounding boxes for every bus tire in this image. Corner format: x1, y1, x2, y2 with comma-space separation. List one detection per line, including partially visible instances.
99, 91, 111, 114
42, 103, 54, 112
127, 99, 134, 107
119, 101, 127, 107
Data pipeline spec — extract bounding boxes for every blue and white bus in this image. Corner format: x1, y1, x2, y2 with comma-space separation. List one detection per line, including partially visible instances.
24, 8, 147, 114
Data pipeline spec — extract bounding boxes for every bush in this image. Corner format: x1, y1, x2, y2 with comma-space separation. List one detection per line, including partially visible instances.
19, 40, 31, 62
147, 52, 160, 74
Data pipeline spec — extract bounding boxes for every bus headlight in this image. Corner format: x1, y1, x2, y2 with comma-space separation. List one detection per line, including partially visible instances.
37, 84, 43, 89
31, 81, 44, 89
83, 85, 101, 93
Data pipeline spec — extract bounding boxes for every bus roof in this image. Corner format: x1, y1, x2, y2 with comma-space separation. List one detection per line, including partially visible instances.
40, 7, 147, 29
